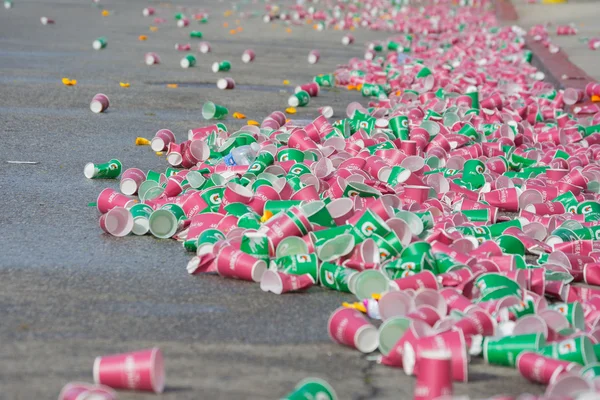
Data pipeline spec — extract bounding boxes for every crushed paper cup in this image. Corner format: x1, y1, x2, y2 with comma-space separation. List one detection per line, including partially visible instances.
260, 271, 315, 294
58, 382, 116, 400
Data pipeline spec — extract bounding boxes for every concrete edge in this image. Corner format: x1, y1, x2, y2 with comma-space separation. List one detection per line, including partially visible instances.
492, 0, 597, 92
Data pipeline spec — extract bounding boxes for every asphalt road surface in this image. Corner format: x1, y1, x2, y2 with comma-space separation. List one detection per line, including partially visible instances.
0, 0, 545, 399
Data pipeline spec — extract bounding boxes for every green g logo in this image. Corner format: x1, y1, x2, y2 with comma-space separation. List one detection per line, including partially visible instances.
209, 193, 221, 204
361, 222, 376, 236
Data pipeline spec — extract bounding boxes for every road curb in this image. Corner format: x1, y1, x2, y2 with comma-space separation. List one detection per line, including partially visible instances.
493, 0, 597, 91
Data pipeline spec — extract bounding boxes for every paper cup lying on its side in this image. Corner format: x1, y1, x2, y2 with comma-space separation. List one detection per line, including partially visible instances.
93, 347, 165, 393
328, 307, 379, 353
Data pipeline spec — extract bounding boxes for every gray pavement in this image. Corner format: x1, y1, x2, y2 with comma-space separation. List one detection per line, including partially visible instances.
513, 0, 600, 82
0, 1, 545, 399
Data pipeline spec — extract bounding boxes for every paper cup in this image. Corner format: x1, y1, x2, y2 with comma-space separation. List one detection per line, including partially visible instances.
93, 348, 164, 393
327, 307, 379, 353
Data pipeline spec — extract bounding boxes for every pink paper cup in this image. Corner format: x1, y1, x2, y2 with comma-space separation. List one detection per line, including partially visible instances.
328, 307, 379, 353
151, 129, 175, 152
93, 348, 165, 393
119, 168, 146, 195
220, 182, 254, 210
260, 271, 315, 294
247, 185, 280, 214
99, 207, 134, 237
403, 185, 430, 203
516, 352, 569, 385
414, 288, 448, 317
216, 245, 266, 282
290, 185, 320, 202
58, 382, 116, 400
405, 330, 468, 382
97, 188, 136, 214
440, 288, 476, 313
378, 291, 415, 320
90, 93, 109, 114
389, 270, 439, 291
413, 350, 453, 400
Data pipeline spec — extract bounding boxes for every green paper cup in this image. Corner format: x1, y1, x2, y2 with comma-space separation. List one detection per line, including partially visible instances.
92, 36, 107, 50
495, 235, 526, 256
378, 316, 412, 355
212, 60, 231, 72
180, 54, 196, 68
196, 228, 226, 256
288, 90, 310, 107
275, 253, 319, 282
276, 236, 309, 258
310, 225, 353, 248
264, 200, 303, 216
302, 201, 336, 228
84, 159, 122, 179
281, 378, 337, 400
538, 336, 596, 366
149, 204, 186, 239
240, 231, 270, 262
130, 203, 153, 236
319, 262, 357, 293
317, 234, 355, 262
185, 171, 206, 189
141, 185, 165, 201
352, 270, 389, 300
484, 333, 545, 367
202, 102, 229, 120
277, 148, 305, 162
223, 202, 255, 218
548, 302, 585, 331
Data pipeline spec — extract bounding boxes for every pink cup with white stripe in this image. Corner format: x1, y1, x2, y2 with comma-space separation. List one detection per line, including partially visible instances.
215, 245, 266, 282
151, 129, 175, 152
327, 307, 379, 353
93, 348, 165, 393
119, 168, 146, 195
97, 188, 136, 214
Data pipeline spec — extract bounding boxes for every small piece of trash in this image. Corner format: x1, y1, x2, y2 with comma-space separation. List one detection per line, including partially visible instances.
247, 120, 259, 126
136, 137, 151, 145
232, 112, 246, 119
139, 35, 148, 41
167, 84, 178, 88
7, 161, 39, 164
120, 82, 130, 87
88, 202, 97, 207
285, 107, 297, 114
62, 77, 77, 86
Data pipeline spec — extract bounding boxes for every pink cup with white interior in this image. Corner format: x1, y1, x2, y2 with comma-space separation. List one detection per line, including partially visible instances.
120, 168, 146, 195
219, 182, 254, 212
93, 348, 165, 393
151, 129, 175, 152
327, 307, 379, 353
90, 93, 109, 114
216, 245, 266, 282
97, 188, 136, 214
58, 382, 116, 400
99, 207, 134, 237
